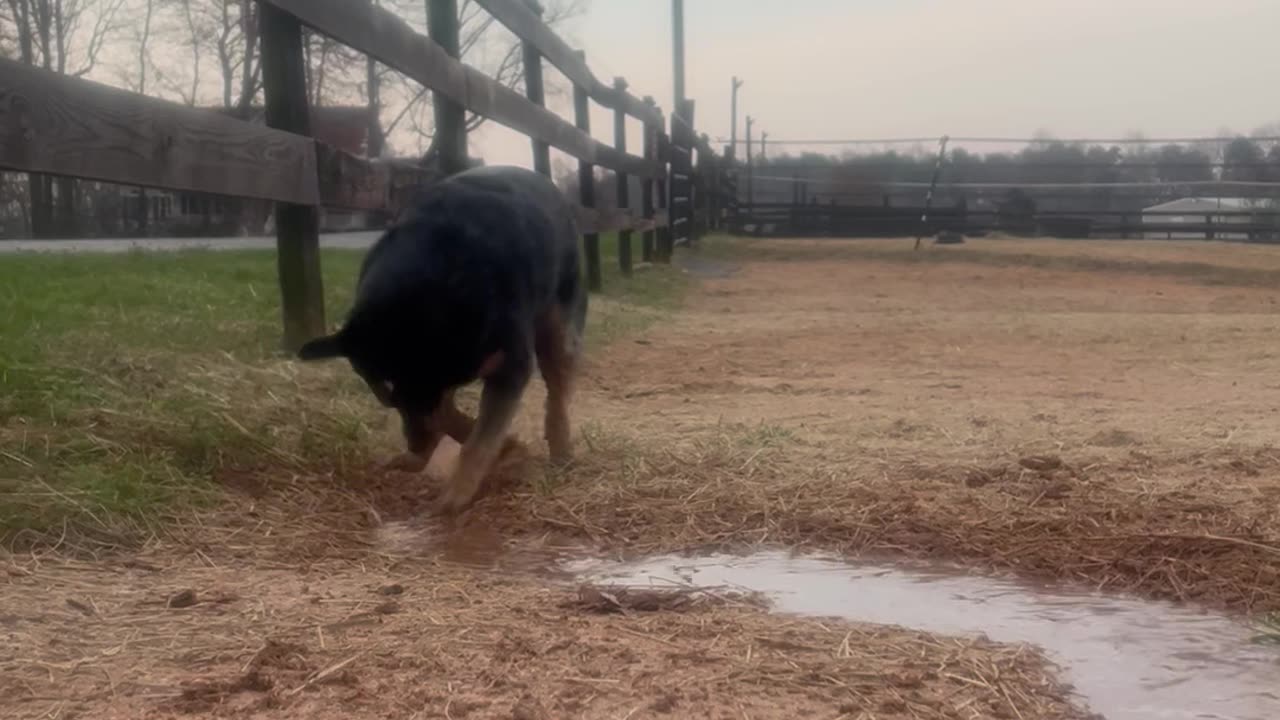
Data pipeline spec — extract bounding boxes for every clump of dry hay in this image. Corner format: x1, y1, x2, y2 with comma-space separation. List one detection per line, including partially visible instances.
41, 404, 1277, 618
59, 409, 1278, 618
477, 426, 1280, 614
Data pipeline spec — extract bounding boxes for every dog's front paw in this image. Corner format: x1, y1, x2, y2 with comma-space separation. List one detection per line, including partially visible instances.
383, 452, 428, 473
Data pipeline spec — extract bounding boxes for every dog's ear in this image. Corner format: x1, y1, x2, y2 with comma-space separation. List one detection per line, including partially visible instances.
297, 333, 345, 361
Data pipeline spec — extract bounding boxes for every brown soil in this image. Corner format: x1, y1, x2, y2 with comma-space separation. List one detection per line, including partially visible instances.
10, 235, 1280, 718
488, 237, 1280, 612
2, 537, 1085, 719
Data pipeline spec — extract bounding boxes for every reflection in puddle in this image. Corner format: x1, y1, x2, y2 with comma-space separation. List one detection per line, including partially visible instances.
568, 552, 1279, 720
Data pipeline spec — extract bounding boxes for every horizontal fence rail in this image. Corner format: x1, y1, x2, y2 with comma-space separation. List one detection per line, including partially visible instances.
262, 0, 663, 181
0, 57, 438, 215
0, 58, 320, 206
471, 0, 663, 126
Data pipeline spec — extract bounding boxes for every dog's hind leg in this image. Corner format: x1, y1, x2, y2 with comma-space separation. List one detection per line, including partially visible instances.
535, 308, 581, 465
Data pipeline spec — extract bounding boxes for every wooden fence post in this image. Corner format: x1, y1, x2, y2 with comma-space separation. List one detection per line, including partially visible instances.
260, 3, 324, 353
656, 128, 673, 262
572, 50, 602, 291
668, 98, 695, 248
745, 115, 755, 220
641, 96, 659, 263
428, 0, 468, 175
694, 137, 706, 236
790, 172, 800, 234
520, 0, 552, 176
701, 134, 718, 232
613, 77, 632, 277
696, 132, 713, 235
721, 146, 739, 233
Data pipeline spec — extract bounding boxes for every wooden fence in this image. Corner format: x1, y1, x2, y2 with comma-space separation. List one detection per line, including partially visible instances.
0, 0, 732, 350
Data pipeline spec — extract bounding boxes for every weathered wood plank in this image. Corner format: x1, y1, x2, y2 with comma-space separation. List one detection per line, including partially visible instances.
261, 0, 662, 179
470, 0, 662, 126
0, 57, 318, 205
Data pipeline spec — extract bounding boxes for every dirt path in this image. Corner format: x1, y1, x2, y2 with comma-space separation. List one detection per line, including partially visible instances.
8, 236, 1280, 718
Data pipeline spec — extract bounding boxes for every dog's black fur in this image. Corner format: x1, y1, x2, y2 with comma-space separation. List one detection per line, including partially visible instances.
298, 165, 586, 511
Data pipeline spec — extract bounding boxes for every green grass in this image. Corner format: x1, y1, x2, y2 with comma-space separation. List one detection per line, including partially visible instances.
0, 236, 686, 545
589, 234, 688, 348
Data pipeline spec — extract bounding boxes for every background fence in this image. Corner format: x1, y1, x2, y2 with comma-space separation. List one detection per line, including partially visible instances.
717, 134, 1280, 242
0, 0, 736, 350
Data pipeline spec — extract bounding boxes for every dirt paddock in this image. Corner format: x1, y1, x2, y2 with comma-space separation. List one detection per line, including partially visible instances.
6, 235, 1280, 718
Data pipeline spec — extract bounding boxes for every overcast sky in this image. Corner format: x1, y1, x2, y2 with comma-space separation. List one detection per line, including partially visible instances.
472, 0, 1280, 168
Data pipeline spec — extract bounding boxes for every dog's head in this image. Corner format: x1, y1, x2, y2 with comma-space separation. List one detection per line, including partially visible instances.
298, 329, 401, 409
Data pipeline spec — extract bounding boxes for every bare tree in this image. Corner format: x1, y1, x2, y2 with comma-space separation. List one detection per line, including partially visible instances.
372, 0, 583, 162
120, 0, 582, 158
0, 0, 128, 237
0, 0, 585, 235
129, 0, 156, 234
146, 0, 257, 111
142, 0, 203, 105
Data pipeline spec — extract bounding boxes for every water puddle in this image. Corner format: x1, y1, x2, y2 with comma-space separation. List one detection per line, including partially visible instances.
568, 551, 1279, 720
676, 254, 737, 279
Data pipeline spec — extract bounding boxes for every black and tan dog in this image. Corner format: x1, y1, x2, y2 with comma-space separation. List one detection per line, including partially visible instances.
298, 165, 587, 513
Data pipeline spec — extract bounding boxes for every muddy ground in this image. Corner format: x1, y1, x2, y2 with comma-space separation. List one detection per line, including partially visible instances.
7, 236, 1280, 718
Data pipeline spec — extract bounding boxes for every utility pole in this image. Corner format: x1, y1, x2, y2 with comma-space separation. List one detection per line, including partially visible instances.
671, 0, 686, 109
761, 131, 769, 163
746, 115, 755, 213
729, 76, 744, 163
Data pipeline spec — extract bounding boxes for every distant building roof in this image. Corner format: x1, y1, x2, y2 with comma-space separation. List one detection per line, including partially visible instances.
1143, 197, 1249, 213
